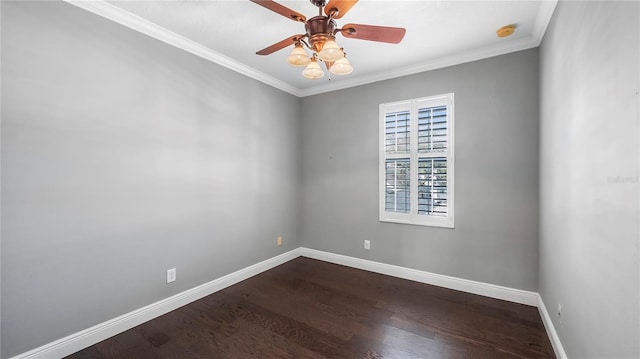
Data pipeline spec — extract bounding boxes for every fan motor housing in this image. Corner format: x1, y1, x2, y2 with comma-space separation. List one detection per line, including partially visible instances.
306, 16, 337, 51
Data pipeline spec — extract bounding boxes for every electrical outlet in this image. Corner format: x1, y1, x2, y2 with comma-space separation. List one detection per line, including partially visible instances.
364, 240, 371, 250
167, 268, 176, 283
557, 304, 562, 324
277, 236, 282, 246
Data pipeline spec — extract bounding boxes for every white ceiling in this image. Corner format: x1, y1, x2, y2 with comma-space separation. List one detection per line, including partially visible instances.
69, 0, 557, 96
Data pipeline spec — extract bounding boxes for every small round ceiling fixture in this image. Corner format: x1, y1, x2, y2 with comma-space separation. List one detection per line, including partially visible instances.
497, 24, 516, 38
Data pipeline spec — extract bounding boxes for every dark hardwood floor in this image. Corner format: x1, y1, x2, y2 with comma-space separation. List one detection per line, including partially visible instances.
66, 257, 555, 358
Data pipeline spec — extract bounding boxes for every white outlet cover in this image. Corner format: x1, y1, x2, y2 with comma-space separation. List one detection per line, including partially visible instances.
167, 268, 176, 283
364, 240, 371, 250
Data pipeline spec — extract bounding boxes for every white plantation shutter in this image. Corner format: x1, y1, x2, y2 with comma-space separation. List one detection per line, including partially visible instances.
385, 111, 411, 154
418, 106, 448, 153
417, 104, 449, 218
384, 110, 412, 213
418, 158, 447, 216
379, 94, 454, 228
385, 159, 410, 213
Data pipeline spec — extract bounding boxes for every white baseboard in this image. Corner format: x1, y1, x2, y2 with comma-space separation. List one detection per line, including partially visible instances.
12, 247, 565, 359
300, 248, 569, 356
537, 294, 568, 359
10, 248, 301, 359
299, 247, 539, 307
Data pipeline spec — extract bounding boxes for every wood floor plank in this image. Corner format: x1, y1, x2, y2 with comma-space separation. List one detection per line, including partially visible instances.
66, 257, 555, 358
217, 292, 361, 358
94, 330, 164, 359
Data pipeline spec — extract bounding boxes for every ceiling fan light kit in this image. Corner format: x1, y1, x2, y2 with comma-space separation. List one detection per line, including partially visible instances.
302, 58, 325, 79
329, 56, 353, 75
251, 0, 406, 80
318, 38, 344, 62
287, 44, 312, 67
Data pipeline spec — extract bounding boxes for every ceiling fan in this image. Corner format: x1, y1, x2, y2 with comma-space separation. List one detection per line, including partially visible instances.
250, 0, 406, 79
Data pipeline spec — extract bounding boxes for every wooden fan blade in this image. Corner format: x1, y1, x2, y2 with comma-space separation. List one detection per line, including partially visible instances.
340, 23, 406, 43
256, 34, 305, 55
324, 0, 358, 19
250, 0, 306, 22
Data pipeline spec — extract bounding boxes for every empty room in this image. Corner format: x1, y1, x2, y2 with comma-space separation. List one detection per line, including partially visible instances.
1, 0, 638, 358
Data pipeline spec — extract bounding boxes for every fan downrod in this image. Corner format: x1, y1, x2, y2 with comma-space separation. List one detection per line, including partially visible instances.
309, 0, 327, 8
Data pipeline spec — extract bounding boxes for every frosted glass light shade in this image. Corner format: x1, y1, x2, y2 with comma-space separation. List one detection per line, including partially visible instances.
318, 39, 344, 62
329, 57, 353, 75
302, 60, 324, 79
287, 45, 311, 67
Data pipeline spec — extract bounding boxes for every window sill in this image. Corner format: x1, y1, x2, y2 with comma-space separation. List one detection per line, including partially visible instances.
379, 216, 455, 229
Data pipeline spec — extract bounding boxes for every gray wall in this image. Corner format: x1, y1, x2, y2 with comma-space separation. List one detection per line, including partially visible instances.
300, 48, 540, 291
4, 1, 638, 358
0, 2, 301, 357
539, 1, 640, 358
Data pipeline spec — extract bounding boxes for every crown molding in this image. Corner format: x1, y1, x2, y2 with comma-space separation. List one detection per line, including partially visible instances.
532, 0, 559, 46
300, 0, 557, 97
298, 34, 540, 97
63, 0, 303, 97
64, 0, 557, 98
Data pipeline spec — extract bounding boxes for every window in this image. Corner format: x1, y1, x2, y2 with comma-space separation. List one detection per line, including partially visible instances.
379, 93, 454, 228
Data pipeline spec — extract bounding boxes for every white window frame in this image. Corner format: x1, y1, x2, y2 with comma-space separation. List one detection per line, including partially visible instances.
379, 93, 455, 228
